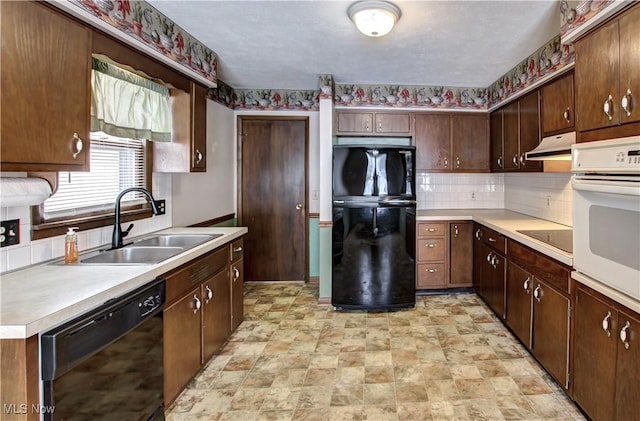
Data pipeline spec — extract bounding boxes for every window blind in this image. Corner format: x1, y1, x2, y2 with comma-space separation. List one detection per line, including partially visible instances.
44, 133, 146, 217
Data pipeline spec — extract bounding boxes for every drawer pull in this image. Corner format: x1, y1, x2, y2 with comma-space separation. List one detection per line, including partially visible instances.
427, 268, 437, 273
602, 311, 612, 337
427, 228, 437, 232
488, 237, 497, 242
427, 243, 436, 248
233, 246, 243, 253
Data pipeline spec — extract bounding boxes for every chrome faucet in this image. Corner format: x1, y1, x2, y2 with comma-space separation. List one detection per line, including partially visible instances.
111, 187, 160, 249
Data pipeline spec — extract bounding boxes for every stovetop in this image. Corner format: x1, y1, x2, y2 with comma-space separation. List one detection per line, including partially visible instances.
516, 229, 573, 253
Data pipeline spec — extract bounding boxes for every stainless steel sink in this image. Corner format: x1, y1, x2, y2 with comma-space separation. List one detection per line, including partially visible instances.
131, 234, 221, 248
74, 233, 223, 265
80, 246, 185, 265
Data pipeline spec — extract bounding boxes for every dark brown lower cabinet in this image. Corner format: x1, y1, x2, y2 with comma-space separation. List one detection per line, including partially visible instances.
507, 240, 571, 390
163, 238, 245, 406
164, 287, 202, 404
202, 269, 231, 363
505, 262, 532, 347
530, 279, 570, 388
473, 224, 506, 318
449, 222, 473, 287
231, 257, 244, 332
573, 285, 640, 421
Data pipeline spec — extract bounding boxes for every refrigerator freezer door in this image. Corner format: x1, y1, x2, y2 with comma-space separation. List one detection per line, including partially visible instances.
332, 205, 416, 310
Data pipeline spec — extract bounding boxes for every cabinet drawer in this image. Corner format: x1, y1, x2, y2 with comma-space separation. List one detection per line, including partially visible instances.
230, 238, 244, 263
417, 238, 445, 261
417, 263, 446, 288
478, 226, 507, 254
509, 240, 570, 294
417, 222, 446, 237
165, 247, 228, 304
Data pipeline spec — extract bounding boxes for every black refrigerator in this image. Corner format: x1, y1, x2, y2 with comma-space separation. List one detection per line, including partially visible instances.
332, 145, 416, 310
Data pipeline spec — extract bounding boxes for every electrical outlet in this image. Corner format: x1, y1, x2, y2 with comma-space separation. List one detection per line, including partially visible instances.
154, 200, 166, 215
546, 195, 551, 209
470, 192, 476, 200
0, 219, 20, 247
312, 190, 319, 200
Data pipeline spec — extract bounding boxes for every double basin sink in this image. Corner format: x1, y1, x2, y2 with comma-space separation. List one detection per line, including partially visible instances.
79, 234, 222, 265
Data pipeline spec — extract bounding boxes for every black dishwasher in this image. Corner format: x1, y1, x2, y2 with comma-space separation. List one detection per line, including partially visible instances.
41, 279, 165, 421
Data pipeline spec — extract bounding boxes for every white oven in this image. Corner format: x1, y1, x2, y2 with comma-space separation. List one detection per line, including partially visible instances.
572, 136, 640, 303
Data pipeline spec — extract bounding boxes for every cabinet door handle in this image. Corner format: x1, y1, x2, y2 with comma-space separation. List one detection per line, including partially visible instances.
193, 295, 201, 313
233, 266, 240, 280
72, 133, 84, 159
512, 154, 519, 166
491, 255, 499, 268
563, 107, 571, 122
205, 285, 213, 303
620, 321, 631, 349
602, 311, 612, 337
444, 157, 449, 168
365, 120, 370, 131
378, 120, 383, 131
497, 156, 503, 168
427, 268, 437, 273
454, 226, 459, 238
520, 154, 526, 167
475, 229, 482, 241
621, 89, 632, 117
533, 285, 542, 302
195, 149, 203, 164
486, 252, 493, 262
427, 243, 436, 248
603, 94, 614, 120
523, 277, 531, 293
233, 246, 243, 253
455, 157, 460, 169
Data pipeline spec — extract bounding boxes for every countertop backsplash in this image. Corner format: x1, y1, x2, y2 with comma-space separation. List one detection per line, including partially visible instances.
504, 172, 573, 227
416, 173, 505, 210
0, 173, 173, 274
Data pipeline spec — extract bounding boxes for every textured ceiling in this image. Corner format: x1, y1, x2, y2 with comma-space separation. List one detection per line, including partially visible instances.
147, 0, 560, 90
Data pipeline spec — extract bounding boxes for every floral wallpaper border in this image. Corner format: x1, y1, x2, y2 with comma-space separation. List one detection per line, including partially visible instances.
334, 84, 489, 110
560, 0, 615, 40
68, 0, 218, 85
64, 1, 576, 113
487, 34, 575, 108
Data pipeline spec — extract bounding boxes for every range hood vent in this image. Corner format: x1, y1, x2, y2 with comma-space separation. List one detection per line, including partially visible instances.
525, 132, 576, 161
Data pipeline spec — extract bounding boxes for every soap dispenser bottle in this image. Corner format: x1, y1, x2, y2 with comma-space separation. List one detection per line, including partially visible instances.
64, 227, 79, 264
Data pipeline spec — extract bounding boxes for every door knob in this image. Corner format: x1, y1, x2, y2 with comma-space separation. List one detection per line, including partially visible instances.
296, 203, 303, 210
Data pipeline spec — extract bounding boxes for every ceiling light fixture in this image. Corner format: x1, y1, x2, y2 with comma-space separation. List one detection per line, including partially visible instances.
348, 0, 402, 37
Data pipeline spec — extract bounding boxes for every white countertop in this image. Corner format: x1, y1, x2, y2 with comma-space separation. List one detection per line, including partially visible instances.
0, 227, 247, 339
416, 209, 573, 266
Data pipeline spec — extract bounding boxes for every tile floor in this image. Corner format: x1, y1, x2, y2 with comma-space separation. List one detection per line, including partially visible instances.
166, 282, 586, 420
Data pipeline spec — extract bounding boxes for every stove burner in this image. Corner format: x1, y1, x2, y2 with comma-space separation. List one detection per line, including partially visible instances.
516, 229, 573, 253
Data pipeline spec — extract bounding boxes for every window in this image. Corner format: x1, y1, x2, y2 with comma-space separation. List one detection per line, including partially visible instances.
31, 57, 171, 239
43, 133, 147, 218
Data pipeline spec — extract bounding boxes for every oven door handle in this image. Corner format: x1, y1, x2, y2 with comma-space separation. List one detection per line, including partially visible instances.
572, 178, 640, 196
